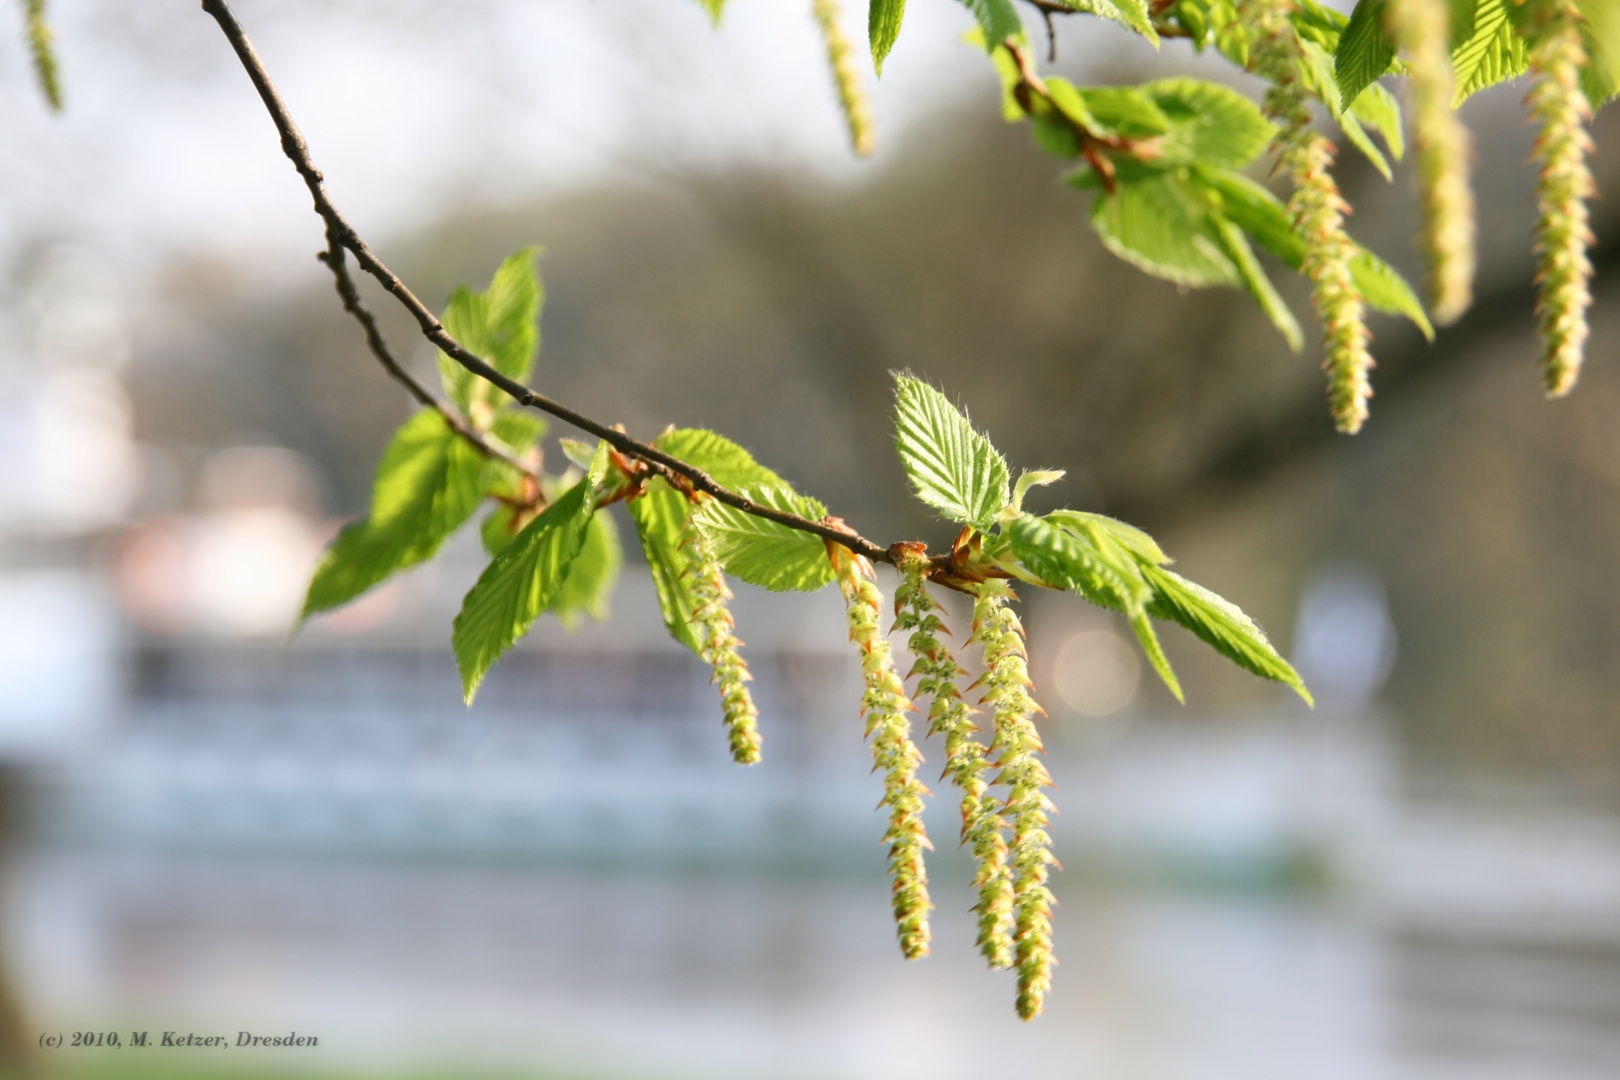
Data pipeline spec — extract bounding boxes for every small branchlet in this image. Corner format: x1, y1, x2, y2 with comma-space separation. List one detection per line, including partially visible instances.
970, 581, 1055, 1021
833, 543, 932, 959
1386, 0, 1476, 324
1244, 0, 1375, 433
682, 510, 762, 765
812, 0, 876, 158
893, 548, 1012, 969
1527, 0, 1595, 398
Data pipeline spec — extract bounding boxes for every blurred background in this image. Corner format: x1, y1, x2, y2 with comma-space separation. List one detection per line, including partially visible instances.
2, 0, 1620, 1077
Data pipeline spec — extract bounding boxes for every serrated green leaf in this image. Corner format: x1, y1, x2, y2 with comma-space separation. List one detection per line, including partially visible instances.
1297, 38, 1393, 179
1350, 249, 1435, 339
628, 477, 703, 655
1074, 85, 1172, 138
551, 509, 621, 630
1451, 0, 1527, 104
1206, 170, 1433, 337
1211, 215, 1305, 352
871, 0, 908, 73
1083, 166, 1242, 288
1050, 0, 1159, 44
437, 248, 543, 414
892, 374, 1011, 529
302, 410, 486, 619
453, 443, 611, 703
489, 410, 547, 456
693, 486, 834, 592
1129, 610, 1184, 701
1049, 509, 1168, 565
1335, 0, 1398, 106
1007, 512, 1152, 614
1143, 77, 1277, 168
958, 0, 1023, 48
626, 428, 789, 654
1350, 81, 1405, 160
1142, 563, 1312, 704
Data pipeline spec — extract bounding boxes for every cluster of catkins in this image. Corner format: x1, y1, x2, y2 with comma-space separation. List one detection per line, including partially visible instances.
1243, 0, 1597, 423
833, 547, 1058, 1020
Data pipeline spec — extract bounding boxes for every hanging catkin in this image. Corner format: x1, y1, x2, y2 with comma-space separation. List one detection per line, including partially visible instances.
682, 512, 762, 765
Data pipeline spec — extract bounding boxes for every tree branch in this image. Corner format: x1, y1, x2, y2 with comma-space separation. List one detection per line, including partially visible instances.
199, 0, 891, 565
316, 229, 538, 481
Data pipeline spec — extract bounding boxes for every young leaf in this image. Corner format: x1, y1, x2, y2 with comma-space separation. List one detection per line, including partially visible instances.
1581, 0, 1620, 110
1050, 0, 1159, 45
1335, 0, 1398, 106
892, 373, 1011, 530
1296, 38, 1394, 179
1207, 171, 1434, 338
627, 428, 787, 653
1011, 469, 1065, 514
1350, 82, 1405, 161
1450, 0, 1527, 104
453, 442, 611, 703
1212, 215, 1306, 352
550, 510, 622, 630
302, 410, 486, 619
1007, 512, 1151, 614
1070, 84, 1172, 138
1129, 610, 1184, 702
1082, 166, 1243, 288
871, 0, 907, 73
692, 0, 726, 25
1048, 509, 1168, 565
1143, 78, 1278, 168
437, 248, 543, 414
958, 0, 1023, 49
1141, 563, 1312, 704
692, 486, 835, 592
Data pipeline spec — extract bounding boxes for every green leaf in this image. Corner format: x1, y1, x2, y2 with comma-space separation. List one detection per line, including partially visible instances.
1142, 77, 1277, 168
1011, 469, 1066, 514
550, 510, 622, 630
452, 442, 611, 703
1049, 509, 1168, 565
1451, 0, 1527, 104
1129, 610, 1184, 702
1083, 165, 1242, 288
692, 486, 835, 592
871, 0, 908, 73
1297, 38, 1393, 179
628, 477, 703, 655
892, 373, 1011, 529
437, 248, 543, 414
1350, 249, 1435, 339
1581, 0, 1620, 110
302, 410, 486, 619
1350, 81, 1405, 161
1071, 85, 1172, 138
1142, 563, 1312, 704
1211, 216, 1305, 352
1335, 0, 1398, 106
1206, 171, 1433, 338
1007, 512, 1152, 614
692, 0, 726, 25
626, 428, 788, 654
958, 0, 1023, 49
1050, 0, 1159, 44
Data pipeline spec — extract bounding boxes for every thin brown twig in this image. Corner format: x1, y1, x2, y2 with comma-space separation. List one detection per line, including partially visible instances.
199, 0, 891, 565
317, 230, 537, 480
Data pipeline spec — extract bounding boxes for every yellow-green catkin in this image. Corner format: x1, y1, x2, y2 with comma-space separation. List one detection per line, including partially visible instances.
893, 554, 1013, 969
811, 0, 876, 157
681, 513, 761, 765
835, 547, 932, 959
1244, 0, 1376, 433
24, 0, 62, 111
1385, 0, 1476, 324
1527, 0, 1595, 397
971, 582, 1056, 1021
